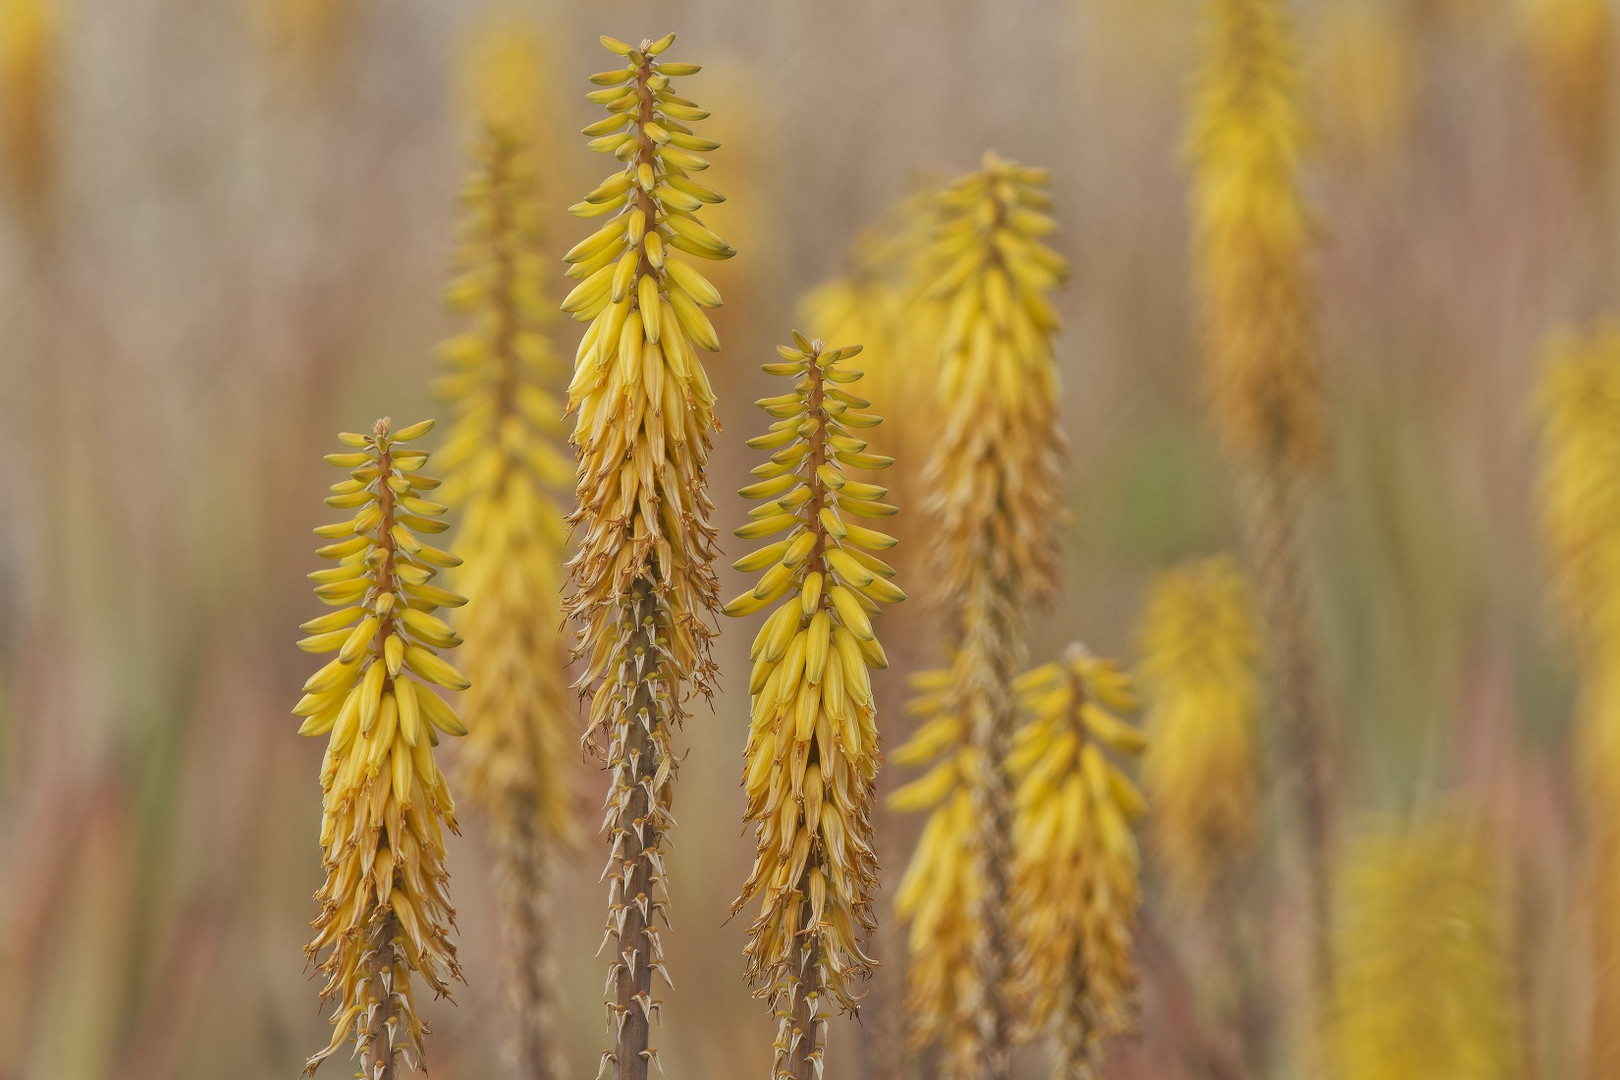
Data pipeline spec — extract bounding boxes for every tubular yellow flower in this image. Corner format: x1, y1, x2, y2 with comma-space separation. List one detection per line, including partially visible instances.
436, 127, 575, 1080
1188, 0, 1323, 473
1009, 648, 1145, 1079
296, 418, 468, 1078
561, 33, 732, 1080
889, 670, 981, 1077
1327, 812, 1517, 1080
0, 0, 55, 215
891, 151, 1068, 1078
1137, 556, 1261, 903
725, 332, 903, 1079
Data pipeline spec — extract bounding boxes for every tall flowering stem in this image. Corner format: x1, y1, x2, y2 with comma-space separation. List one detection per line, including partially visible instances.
892, 152, 1068, 1079
725, 333, 904, 1078
295, 418, 470, 1078
437, 126, 576, 1080
1009, 648, 1145, 1080
1187, 0, 1333, 984
561, 32, 732, 1080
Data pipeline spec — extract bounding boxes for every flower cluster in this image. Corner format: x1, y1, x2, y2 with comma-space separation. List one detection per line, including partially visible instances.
560, 33, 732, 1077
725, 333, 902, 1077
1137, 556, 1261, 902
1009, 649, 1145, 1077
295, 418, 469, 1076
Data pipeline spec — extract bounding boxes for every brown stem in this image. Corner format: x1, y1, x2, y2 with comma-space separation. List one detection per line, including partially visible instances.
1240, 462, 1333, 998
608, 581, 666, 1080
494, 788, 562, 1080
361, 912, 403, 1080
964, 574, 1019, 1080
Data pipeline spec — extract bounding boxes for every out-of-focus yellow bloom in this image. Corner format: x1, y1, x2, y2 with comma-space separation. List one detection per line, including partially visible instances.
1310, 1, 1415, 162
454, 9, 551, 142
799, 188, 942, 469
561, 33, 731, 1079
1009, 650, 1145, 1078
436, 127, 575, 1078
1523, 0, 1614, 180
0, 0, 55, 213
725, 332, 903, 1077
1327, 812, 1516, 1080
295, 418, 468, 1077
1537, 324, 1620, 660
1535, 324, 1620, 1077
923, 153, 1068, 605
892, 152, 1069, 1077
1137, 556, 1261, 903
1187, 0, 1323, 472
440, 128, 576, 848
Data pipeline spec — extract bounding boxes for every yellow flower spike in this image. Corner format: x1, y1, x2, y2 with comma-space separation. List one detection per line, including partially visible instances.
297, 418, 467, 1078
890, 152, 1069, 1078
1327, 811, 1518, 1080
563, 35, 731, 1080
1008, 646, 1144, 1076
1188, 0, 1336, 987
1534, 322, 1620, 1075
434, 120, 579, 1080
1136, 556, 1261, 904
727, 334, 901, 1078
1187, 0, 1322, 472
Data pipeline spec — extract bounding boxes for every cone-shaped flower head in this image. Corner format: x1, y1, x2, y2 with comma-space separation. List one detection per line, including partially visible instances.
890, 152, 1069, 1075
725, 333, 904, 1078
440, 127, 577, 845
561, 33, 732, 1079
1009, 648, 1145, 1078
1137, 556, 1260, 903
436, 127, 576, 1080
1328, 812, 1517, 1080
1187, 0, 1323, 472
295, 418, 470, 1076
922, 152, 1068, 604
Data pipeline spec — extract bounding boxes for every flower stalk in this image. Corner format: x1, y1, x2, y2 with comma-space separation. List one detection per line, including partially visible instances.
724, 332, 903, 1077
1187, 0, 1335, 989
891, 152, 1069, 1080
437, 123, 576, 1080
561, 32, 732, 1080
295, 417, 470, 1078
